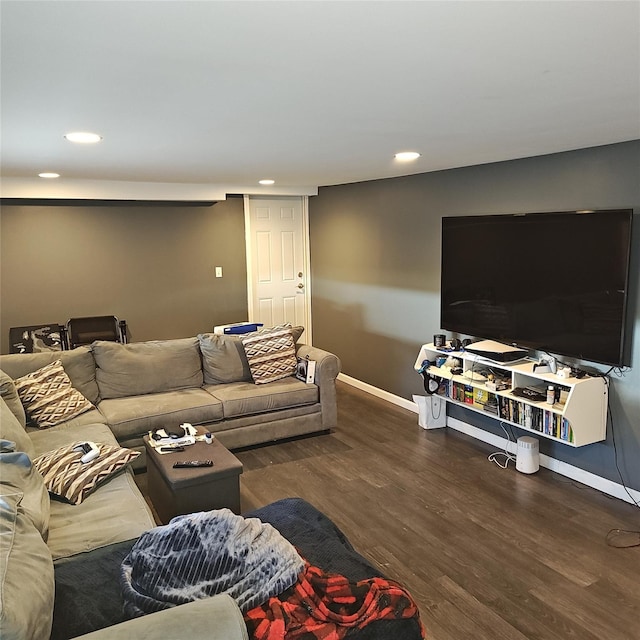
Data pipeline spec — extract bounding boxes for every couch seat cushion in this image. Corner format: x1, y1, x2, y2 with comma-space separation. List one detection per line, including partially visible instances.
36, 407, 108, 433
93, 338, 204, 399
98, 389, 224, 441
29, 422, 156, 560
206, 377, 318, 419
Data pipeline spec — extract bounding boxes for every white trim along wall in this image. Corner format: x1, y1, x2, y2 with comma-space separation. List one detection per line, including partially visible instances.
337, 373, 640, 506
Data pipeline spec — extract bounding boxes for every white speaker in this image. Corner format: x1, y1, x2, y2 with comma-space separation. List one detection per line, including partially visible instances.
516, 436, 539, 474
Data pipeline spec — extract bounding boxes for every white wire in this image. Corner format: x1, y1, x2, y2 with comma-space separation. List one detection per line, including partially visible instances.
488, 421, 517, 469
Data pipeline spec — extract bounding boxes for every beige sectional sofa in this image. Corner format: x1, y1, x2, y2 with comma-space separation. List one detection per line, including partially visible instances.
0, 328, 341, 470
0, 327, 340, 639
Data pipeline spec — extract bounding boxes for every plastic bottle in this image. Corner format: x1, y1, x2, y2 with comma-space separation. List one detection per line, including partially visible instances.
546, 385, 555, 405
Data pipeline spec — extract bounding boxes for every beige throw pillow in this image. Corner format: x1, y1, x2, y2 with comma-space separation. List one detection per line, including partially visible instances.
14, 360, 93, 428
33, 442, 140, 505
241, 325, 297, 385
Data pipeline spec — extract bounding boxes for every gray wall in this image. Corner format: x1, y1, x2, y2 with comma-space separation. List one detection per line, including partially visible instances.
0, 198, 248, 352
309, 141, 640, 491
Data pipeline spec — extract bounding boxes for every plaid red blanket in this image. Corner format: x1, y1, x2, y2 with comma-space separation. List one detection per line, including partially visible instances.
244, 562, 425, 640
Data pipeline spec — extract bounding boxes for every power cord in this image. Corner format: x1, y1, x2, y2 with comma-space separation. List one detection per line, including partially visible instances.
598, 376, 640, 548
606, 529, 640, 548
488, 421, 517, 469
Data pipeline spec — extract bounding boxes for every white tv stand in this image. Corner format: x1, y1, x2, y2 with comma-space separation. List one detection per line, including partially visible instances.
414, 343, 608, 447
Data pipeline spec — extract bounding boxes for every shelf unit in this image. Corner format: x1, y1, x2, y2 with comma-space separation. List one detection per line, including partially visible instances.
414, 343, 608, 447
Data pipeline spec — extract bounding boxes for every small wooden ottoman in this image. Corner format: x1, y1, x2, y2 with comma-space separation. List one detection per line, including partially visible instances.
143, 432, 243, 524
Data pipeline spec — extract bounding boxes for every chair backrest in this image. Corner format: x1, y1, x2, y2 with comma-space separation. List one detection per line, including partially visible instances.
66, 316, 126, 348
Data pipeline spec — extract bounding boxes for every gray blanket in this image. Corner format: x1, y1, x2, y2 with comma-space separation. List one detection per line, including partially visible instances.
120, 508, 304, 617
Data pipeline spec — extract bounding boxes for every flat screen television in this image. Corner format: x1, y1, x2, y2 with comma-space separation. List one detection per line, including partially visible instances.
440, 209, 634, 367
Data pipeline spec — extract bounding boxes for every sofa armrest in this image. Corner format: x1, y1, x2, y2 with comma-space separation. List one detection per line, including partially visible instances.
74, 595, 248, 640
296, 344, 341, 430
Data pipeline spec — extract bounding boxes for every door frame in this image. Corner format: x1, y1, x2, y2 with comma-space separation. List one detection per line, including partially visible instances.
243, 195, 313, 344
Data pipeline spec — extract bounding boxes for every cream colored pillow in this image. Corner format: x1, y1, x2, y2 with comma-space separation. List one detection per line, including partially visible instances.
14, 360, 93, 428
241, 325, 297, 385
33, 442, 139, 505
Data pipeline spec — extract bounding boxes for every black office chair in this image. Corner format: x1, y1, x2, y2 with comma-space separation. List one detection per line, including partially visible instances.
65, 316, 128, 349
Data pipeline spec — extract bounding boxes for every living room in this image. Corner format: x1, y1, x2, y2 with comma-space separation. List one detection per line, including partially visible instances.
1, 2, 639, 640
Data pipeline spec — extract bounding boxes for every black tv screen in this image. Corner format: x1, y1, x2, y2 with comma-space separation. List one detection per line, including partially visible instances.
440, 209, 634, 367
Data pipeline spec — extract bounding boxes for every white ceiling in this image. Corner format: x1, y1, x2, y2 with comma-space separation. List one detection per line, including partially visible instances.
1, 0, 639, 200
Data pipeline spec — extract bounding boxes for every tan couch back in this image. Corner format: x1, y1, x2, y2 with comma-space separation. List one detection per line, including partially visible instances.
92, 338, 204, 399
0, 347, 100, 406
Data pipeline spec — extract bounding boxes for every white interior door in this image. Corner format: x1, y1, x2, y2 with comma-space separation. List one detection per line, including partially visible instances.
244, 196, 311, 343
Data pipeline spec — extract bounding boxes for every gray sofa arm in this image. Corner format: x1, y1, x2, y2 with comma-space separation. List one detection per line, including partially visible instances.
296, 344, 341, 430
75, 594, 248, 640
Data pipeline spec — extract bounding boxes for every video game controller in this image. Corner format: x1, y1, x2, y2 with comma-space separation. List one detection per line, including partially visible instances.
73, 441, 100, 463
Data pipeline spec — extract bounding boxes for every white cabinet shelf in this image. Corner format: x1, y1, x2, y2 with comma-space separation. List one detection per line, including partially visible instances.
414, 343, 608, 447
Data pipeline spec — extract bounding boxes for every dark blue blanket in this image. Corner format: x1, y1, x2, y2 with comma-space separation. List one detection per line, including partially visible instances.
52, 498, 423, 640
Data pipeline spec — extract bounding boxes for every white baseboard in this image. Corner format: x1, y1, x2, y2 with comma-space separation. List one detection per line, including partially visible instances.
338, 374, 640, 506
338, 373, 417, 412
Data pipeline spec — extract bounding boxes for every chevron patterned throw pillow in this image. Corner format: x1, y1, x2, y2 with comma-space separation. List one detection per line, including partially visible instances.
241, 325, 297, 385
33, 442, 140, 505
14, 360, 93, 428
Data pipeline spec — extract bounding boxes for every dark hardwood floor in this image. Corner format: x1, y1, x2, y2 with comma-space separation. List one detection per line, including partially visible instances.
138, 381, 640, 640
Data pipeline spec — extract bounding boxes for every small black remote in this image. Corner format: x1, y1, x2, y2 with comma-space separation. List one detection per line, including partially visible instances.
173, 460, 213, 468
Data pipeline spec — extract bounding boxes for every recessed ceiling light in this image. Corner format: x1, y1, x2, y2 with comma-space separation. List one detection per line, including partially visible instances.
394, 151, 421, 161
64, 131, 102, 144
259, 179, 275, 185
38, 172, 60, 179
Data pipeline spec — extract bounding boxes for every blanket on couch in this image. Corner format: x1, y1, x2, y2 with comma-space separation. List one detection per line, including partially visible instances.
52, 498, 423, 640
120, 509, 305, 616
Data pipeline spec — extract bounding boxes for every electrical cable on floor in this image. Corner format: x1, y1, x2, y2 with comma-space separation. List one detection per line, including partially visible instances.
487, 421, 516, 469
605, 529, 640, 548
601, 376, 640, 547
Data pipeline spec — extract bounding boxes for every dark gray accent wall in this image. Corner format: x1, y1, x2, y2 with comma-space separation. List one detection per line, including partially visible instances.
309, 141, 640, 491
0, 198, 248, 352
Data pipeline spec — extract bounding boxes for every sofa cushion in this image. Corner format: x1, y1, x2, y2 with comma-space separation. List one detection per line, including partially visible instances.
0, 346, 100, 405
14, 360, 93, 428
45, 407, 109, 432
0, 491, 55, 640
0, 449, 50, 538
198, 333, 253, 384
93, 338, 204, 399
0, 370, 26, 428
206, 377, 318, 419
28, 422, 156, 560
241, 326, 297, 384
0, 396, 35, 458
199, 326, 305, 385
33, 442, 139, 505
98, 388, 224, 441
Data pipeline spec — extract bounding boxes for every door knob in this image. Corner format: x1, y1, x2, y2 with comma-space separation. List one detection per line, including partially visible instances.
297, 283, 304, 289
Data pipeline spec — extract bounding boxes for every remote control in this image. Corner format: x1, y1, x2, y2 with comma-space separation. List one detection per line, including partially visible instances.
173, 460, 213, 468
